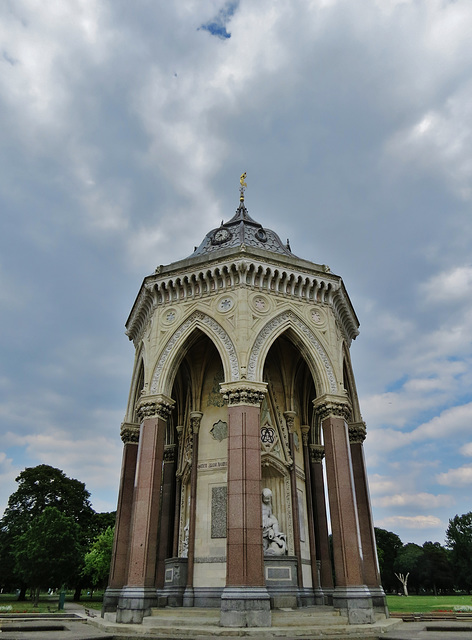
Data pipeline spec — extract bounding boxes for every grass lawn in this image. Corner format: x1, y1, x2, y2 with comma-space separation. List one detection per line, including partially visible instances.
387, 595, 472, 613
0, 591, 104, 614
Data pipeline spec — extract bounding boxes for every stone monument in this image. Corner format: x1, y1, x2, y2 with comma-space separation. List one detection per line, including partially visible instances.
103, 175, 387, 627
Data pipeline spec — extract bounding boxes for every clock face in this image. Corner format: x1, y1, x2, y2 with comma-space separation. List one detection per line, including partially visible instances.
212, 228, 231, 245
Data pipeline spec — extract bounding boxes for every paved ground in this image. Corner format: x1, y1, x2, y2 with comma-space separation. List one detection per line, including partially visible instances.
2, 603, 472, 640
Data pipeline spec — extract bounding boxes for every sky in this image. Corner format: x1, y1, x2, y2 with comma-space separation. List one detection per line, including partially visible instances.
1, 0, 472, 548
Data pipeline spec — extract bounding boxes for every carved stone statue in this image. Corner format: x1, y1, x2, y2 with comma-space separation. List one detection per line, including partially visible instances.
261, 488, 287, 556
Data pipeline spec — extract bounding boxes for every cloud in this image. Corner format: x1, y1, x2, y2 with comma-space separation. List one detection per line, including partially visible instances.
421, 265, 472, 304
436, 464, 472, 487
372, 493, 453, 509
376, 515, 443, 530
460, 443, 472, 457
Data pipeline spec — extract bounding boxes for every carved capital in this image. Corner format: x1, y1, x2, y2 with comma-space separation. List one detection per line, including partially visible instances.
120, 422, 140, 444
348, 421, 367, 444
176, 425, 184, 443
136, 394, 175, 421
300, 424, 311, 446
312, 394, 351, 422
284, 411, 297, 434
164, 444, 176, 462
309, 444, 325, 464
220, 381, 267, 407
190, 411, 203, 434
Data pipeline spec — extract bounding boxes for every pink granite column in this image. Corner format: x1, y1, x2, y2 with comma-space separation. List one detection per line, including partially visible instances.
309, 444, 334, 600
349, 421, 388, 615
314, 395, 374, 625
220, 383, 271, 628
116, 395, 174, 624
102, 422, 139, 614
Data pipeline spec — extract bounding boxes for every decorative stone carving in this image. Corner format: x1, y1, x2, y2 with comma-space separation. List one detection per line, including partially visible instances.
136, 395, 174, 421
210, 420, 228, 442
190, 411, 203, 434
211, 486, 227, 539
309, 444, 325, 464
247, 311, 337, 393
221, 385, 266, 406
313, 395, 352, 423
348, 421, 367, 444
262, 488, 287, 556
300, 425, 311, 447
163, 445, 176, 462
120, 422, 140, 444
150, 311, 239, 393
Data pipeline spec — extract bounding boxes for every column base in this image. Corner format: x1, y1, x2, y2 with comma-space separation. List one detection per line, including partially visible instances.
101, 587, 121, 615
116, 586, 157, 624
332, 586, 375, 625
368, 586, 389, 616
183, 586, 194, 607
220, 587, 271, 627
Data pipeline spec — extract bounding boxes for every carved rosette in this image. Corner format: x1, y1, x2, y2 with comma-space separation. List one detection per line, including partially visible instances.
220, 382, 267, 407
348, 421, 367, 444
312, 394, 352, 423
120, 422, 140, 444
309, 444, 325, 464
136, 394, 174, 422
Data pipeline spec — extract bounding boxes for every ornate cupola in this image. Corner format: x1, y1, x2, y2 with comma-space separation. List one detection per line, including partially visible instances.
105, 175, 386, 628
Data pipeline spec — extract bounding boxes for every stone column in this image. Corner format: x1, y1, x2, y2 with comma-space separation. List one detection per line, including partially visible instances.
116, 395, 174, 624
313, 395, 374, 625
183, 411, 203, 607
309, 444, 334, 602
300, 425, 324, 605
220, 382, 271, 628
155, 444, 177, 590
284, 411, 303, 592
349, 421, 388, 616
102, 422, 139, 614
172, 425, 184, 558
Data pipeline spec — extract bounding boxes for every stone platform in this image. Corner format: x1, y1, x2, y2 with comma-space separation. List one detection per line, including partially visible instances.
95, 606, 401, 638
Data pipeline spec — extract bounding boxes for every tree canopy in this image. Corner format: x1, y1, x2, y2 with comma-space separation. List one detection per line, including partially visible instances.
446, 511, 472, 593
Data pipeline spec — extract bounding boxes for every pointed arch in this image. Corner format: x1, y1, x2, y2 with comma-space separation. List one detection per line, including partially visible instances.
247, 310, 338, 395
149, 310, 240, 396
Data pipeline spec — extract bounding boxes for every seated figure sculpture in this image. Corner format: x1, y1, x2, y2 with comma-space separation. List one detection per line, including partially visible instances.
261, 488, 287, 556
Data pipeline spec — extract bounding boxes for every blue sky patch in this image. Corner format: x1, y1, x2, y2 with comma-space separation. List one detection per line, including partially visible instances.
199, 1, 239, 39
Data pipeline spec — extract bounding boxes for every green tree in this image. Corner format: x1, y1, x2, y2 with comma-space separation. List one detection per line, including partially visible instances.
374, 528, 402, 592
394, 543, 424, 595
420, 541, 453, 595
82, 526, 114, 591
446, 512, 472, 593
0, 465, 94, 599
14, 507, 82, 605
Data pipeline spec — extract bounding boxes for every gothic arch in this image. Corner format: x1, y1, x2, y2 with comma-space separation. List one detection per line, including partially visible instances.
247, 310, 338, 395
150, 310, 240, 396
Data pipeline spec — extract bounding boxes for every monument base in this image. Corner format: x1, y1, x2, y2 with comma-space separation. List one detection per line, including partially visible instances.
369, 586, 389, 616
332, 586, 375, 625
220, 587, 271, 627
116, 586, 157, 624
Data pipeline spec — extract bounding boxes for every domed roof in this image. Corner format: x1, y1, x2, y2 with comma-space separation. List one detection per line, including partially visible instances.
192, 199, 293, 258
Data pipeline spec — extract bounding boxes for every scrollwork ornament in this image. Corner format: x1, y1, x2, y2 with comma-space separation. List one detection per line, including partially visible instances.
120, 422, 140, 444
309, 444, 325, 464
348, 421, 367, 444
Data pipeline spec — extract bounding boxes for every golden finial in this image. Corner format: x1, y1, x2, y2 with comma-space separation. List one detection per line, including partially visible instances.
239, 171, 247, 201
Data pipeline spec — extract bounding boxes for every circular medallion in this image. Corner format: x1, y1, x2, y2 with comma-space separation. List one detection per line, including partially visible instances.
163, 308, 178, 324
251, 294, 270, 313
218, 297, 234, 312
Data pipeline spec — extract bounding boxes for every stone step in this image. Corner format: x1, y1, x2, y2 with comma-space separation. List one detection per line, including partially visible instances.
149, 606, 348, 628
